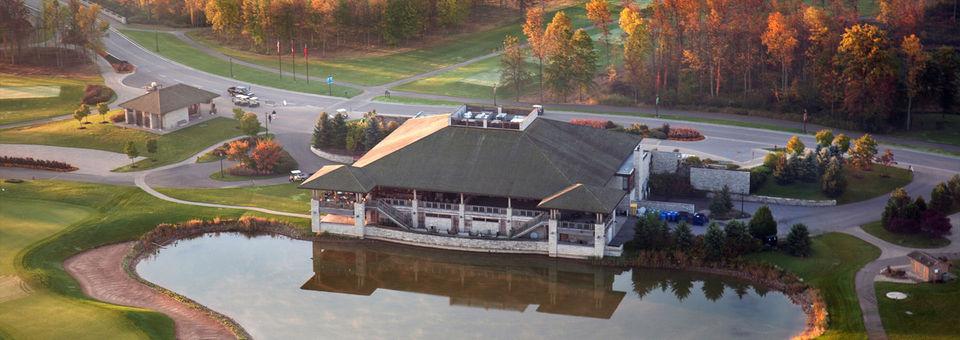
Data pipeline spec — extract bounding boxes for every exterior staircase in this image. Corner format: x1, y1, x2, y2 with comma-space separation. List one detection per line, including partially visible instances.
372, 199, 413, 229
510, 212, 549, 239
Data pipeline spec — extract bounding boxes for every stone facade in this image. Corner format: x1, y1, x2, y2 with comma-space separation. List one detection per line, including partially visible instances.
366, 226, 550, 254
707, 193, 837, 207
650, 150, 682, 174
636, 200, 696, 213
689, 167, 750, 195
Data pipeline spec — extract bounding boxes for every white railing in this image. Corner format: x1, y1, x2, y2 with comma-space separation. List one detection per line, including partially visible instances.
380, 198, 412, 207
420, 201, 458, 211
466, 204, 507, 215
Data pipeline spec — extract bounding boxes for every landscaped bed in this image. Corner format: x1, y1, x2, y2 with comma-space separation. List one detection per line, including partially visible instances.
0, 117, 245, 171
747, 233, 882, 339
875, 261, 960, 340
753, 164, 912, 204
861, 221, 950, 249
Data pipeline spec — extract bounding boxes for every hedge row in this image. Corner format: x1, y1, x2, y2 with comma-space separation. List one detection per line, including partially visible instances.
0, 156, 77, 172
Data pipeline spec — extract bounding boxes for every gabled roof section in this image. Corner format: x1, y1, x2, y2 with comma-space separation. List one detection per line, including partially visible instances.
299, 164, 375, 193
537, 183, 627, 213
353, 114, 450, 167
907, 251, 944, 267
119, 83, 219, 115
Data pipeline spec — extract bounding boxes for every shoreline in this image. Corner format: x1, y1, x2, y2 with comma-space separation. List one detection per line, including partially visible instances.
68, 217, 825, 340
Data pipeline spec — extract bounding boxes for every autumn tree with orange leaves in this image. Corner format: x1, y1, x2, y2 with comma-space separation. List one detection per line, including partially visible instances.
762, 12, 799, 100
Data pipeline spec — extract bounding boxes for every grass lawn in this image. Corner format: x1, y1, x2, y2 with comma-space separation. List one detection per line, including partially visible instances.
747, 233, 881, 340
155, 183, 310, 214
893, 114, 960, 147
0, 180, 308, 339
118, 30, 361, 98
184, 2, 616, 87
0, 73, 103, 125
861, 221, 950, 249
875, 261, 960, 340
0, 116, 244, 171
371, 95, 462, 107
754, 164, 912, 204
208, 171, 284, 182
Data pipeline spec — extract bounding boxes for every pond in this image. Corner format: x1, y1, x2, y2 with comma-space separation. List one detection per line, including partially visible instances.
137, 233, 806, 339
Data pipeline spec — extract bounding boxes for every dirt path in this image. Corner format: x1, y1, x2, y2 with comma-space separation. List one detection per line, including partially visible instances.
64, 242, 237, 340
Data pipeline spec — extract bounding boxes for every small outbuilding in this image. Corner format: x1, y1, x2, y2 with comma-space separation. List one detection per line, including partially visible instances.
907, 251, 950, 282
119, 83, 218, 133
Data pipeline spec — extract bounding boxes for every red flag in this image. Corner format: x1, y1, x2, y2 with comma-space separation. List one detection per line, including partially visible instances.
276, 40, 280, 54
303, 44, 308, 59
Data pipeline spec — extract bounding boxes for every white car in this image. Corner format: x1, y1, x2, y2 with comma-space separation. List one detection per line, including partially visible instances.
289, 170, 305, 182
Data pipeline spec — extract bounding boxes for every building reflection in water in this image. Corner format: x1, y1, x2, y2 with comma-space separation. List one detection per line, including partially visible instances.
300, 242, 627, 319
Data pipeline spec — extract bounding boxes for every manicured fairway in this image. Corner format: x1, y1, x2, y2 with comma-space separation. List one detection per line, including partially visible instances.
747, 233, 881, 340
0, 180, 308, 339
0, 73, 104, 125
0, 117, 244, 171
861, 221, 950, 249
754, 165, 912, 204
875, 261, 960, 340
118, 30, 361, 98
156, 183, 309, 214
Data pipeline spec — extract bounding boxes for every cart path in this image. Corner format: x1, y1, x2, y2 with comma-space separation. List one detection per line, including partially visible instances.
135, 173, 310, 219
64, 242, 238, 340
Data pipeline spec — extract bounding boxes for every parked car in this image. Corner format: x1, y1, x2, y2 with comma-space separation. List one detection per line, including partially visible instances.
233, 95, 250, 106
228, 86, 252, 97
246, 96, 260, 107
144, 82, 161, 92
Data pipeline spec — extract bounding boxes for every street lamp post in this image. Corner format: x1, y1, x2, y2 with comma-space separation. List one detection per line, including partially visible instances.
264, 112, 269, 136
155, 29, 159, 52
493, 83, 498, 107
217, 150, 225, 178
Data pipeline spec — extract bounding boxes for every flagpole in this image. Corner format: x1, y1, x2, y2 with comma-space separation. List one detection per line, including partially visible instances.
291, 39, 296, 81
304, 44, 309, 83
277, 39, 282, 79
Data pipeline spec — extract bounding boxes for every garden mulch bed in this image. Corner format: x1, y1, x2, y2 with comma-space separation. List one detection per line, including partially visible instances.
64, 242, 236, 340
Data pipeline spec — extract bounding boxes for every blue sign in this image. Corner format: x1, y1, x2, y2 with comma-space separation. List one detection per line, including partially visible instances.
326, 76, 334, 85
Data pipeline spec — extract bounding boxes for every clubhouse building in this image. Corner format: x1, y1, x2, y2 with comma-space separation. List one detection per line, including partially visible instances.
300, 106, 646, 259
119, 83, 218, 133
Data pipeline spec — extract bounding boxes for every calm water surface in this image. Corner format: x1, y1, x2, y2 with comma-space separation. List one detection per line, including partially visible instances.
137, 233, 806, 339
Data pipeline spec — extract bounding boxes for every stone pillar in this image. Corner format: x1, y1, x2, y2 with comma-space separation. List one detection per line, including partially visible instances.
593, 222, 606, 258
310, 196, 320, 234
412, 190, 419, 229
506, 197, 513, 235
548, 209, 558, 258
354, 201, 366, 238
458, 193, 466, 234
125, 109, 133, 124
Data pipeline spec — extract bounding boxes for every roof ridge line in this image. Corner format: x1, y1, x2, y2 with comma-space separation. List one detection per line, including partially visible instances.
521, 132, 576, 186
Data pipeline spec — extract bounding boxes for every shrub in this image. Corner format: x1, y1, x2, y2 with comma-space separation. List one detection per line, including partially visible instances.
108, 109, 125, 123
661, 123, 671, 136
750, 166, 770, 192
930, 182, 954, 213
784, 224, 812, 257
146, 139, 158, 155
648, 173, 697, 199
763, 152, 783, 168
921, 210, 952, 238
773, 155, 793, 184
82, 85, 114, 105
0, 156, 77, 172
240, 112, 261, 137
849, 134, 878, 171
814, 129, 834, 148
786, 136, 805, 155
820, 158, 846, 198
251, 139, 283, 174
749, 205, 777, 243
724, 221, 759, 257
881, 188, 911, 229
569, 119, 611, 129
646, 129, 667, 139
668, 127, 704, 141
832, 134, 851, 153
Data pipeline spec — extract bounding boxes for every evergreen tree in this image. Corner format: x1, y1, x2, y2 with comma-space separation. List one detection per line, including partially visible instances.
821, 157, 846, 198
704, 223, 726, 261
724, 220, 758, 257
881, 187, 911, 229
784, 223, 812, 257
331, 113, 348, 149
748, 205, 777, 243
710, 185, 734, 216
570, 28, 598, 102
363, 119, 381, 151
673, 221, 694, 251
312, 112, 332, 149
930, 182, 954, 213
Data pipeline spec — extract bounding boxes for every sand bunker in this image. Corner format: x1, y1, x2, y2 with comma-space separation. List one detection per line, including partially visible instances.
0, 86, 61, 99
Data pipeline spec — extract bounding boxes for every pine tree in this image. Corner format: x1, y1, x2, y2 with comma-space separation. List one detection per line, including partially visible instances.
331, 113, 347, 149
363, 119, 381, 151
749, 205, 777, 243
784, 223, 812, 257
710, 185, 734, 216
821, 157, 846, 198
312, 112, 332, 149
724, 220, 758, 257
570, 28, 598, 102
704, 223, 726, 261
673, 221, 694, 251
930, 182, 954, 213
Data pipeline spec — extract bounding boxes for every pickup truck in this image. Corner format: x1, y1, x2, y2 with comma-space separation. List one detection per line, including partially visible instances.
227, 86, 253, 97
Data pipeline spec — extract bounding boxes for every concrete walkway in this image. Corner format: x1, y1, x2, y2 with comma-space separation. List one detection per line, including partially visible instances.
134, 174, 309, 219
841, 213, 960, 340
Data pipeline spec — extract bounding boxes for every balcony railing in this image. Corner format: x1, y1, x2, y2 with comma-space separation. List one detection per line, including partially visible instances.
420, 201, 458, 211
380, 198, 412, 207
318, 200, 354, 210
466, 204, 506, 215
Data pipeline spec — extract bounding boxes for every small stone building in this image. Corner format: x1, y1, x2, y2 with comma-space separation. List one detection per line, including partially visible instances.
119, 84, 218, 133
907, 251, 950, 282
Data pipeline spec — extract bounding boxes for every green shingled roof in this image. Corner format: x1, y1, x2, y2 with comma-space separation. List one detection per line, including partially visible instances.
301, 114, 640, 212
538, 183, 628, 213
299, 164, 375, 193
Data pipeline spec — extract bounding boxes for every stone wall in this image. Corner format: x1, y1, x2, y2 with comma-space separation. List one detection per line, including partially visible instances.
689, 167, 750, 195
556, 244, 596, 259
309, 146, 356, 164
636, 200, 696, 213
650, 150, 682, 174
365, 226, 550, 254
723, 193, 837, 207
320, 222, 362, 237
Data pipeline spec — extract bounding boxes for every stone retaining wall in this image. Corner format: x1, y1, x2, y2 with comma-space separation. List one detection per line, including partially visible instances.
636, 200, 696, 213
309, 146, 357, 164
705, 193, 837, 207
650, 150, 682, 174
690, 167, 750, 194
365, 226, 550, 254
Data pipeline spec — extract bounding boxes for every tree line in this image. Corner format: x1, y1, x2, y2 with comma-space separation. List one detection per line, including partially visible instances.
2, 0, 108, 64
500, 0, 959, 132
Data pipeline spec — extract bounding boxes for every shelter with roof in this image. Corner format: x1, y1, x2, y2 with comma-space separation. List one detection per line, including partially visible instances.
300, 106, 645, 258
907, 251, 951, 282
119, 83, 218, 133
